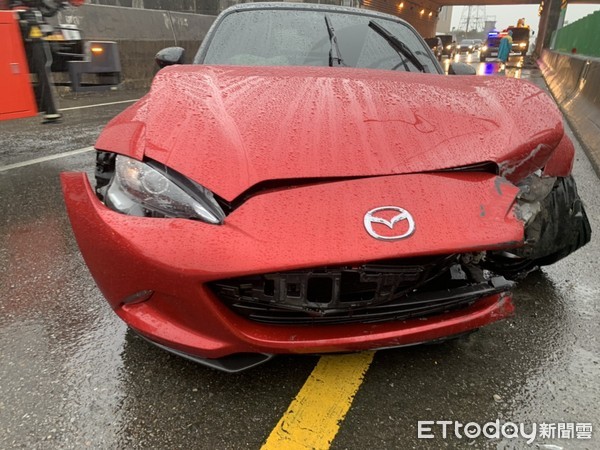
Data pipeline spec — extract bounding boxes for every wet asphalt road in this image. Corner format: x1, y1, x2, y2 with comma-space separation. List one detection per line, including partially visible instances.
1, 56, 599, 449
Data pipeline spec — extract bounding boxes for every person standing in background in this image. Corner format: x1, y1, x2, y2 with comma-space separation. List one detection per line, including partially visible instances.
498, 30, 513, 73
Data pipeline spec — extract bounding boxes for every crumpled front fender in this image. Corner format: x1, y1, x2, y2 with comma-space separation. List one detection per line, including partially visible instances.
61, 171, 522, 358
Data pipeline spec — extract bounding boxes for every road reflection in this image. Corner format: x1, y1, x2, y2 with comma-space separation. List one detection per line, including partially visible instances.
441, 52, 525, 79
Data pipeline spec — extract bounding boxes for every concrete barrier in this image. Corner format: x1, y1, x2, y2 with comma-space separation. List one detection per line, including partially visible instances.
540, 49, 600, 177
52, 5, 215, 88
562, 60, 600, 175
540, 51, 587, 104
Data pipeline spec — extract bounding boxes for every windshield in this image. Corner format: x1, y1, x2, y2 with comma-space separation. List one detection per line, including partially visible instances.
198, 8, 437, 73
460, 40, 474, 45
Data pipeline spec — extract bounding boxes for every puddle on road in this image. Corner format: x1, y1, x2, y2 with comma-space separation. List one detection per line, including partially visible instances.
442, 54, 526, 79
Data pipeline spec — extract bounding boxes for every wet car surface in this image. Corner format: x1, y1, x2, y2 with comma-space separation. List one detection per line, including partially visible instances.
62, 4, 589, 371
1, 58, 599, 448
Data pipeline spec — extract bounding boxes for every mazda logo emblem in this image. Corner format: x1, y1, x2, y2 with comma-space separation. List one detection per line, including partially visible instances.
364, 206, 416, 241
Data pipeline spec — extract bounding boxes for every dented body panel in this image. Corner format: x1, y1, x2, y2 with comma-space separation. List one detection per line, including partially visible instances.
61, 3, 590, 371
62, 171, 522, 308
96, 65, 568, 200
61, 171, 518, 359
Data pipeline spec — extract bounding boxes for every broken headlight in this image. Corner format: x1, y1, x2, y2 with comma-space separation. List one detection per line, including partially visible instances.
514, 171, 556, 226
105, 155, 225, 224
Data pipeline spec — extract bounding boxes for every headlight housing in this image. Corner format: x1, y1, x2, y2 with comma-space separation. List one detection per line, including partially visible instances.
519, 43, 527, 48
481, 46, 488, 51
104, 155, 225, 224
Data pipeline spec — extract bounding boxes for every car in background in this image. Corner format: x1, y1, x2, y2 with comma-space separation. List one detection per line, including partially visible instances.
424, 36, 443, 61
458, 39, 476, 54
480, 30, 505, 61
480, 26, 531, 61
62, 2, 590, 372
436, 34, 457, 58
509, 26, 532, 55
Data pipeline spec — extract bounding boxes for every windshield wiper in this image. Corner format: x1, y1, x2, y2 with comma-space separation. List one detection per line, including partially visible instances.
324, 14, 345, 67
368, 20, 426, 73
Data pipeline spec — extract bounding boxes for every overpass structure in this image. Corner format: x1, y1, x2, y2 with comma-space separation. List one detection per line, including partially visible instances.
361, 0, 592, 55
79, 0, 591, 60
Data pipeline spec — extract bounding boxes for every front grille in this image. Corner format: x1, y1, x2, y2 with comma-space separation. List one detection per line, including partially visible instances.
211, 256, 513, 325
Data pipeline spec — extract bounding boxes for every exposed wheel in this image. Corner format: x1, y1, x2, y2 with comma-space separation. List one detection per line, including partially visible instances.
486, 175, 591, 279
523, 175, 591, 266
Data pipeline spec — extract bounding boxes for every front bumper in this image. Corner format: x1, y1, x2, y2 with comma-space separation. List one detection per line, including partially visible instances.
61, 171, 521, 365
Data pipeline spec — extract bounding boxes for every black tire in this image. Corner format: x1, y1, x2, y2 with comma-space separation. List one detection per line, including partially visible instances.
486, 175, 591, 279
525, 175, 591, 266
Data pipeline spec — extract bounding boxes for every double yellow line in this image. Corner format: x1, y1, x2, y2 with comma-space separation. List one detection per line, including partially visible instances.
261, 352, 375, 450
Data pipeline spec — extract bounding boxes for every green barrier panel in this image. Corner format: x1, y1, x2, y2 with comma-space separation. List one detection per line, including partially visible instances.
553, 10, 600, 58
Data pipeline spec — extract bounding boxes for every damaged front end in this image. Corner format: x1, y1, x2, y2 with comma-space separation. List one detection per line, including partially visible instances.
212, 171, 591, 324
486, 173, 591, 279
91, 149, 591, 328
212, 253, 513, 325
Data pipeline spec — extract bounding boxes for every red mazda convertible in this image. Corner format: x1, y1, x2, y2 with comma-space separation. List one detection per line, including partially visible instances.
61, 3, 590, 371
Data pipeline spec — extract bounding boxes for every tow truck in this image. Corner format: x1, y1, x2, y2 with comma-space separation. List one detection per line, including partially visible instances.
480, 22, 532, 62
1, 0, 121, 122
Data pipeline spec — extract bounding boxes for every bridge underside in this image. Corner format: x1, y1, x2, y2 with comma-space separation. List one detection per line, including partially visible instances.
364, 0, 571, 54
56, 0, 577, 64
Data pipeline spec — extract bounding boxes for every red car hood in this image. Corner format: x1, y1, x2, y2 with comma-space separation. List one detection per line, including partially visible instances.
96, 65, 564, 201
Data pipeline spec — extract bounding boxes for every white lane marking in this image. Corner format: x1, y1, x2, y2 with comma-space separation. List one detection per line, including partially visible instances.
60, 99, 140, 111
0, 146, 95, 172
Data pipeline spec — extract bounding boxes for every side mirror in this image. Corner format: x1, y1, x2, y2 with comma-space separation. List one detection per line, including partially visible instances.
448, 62, 477, 75
155, 47, 185, 69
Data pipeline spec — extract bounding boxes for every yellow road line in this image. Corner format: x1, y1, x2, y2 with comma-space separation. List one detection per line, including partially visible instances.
261, 352, 375, 450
